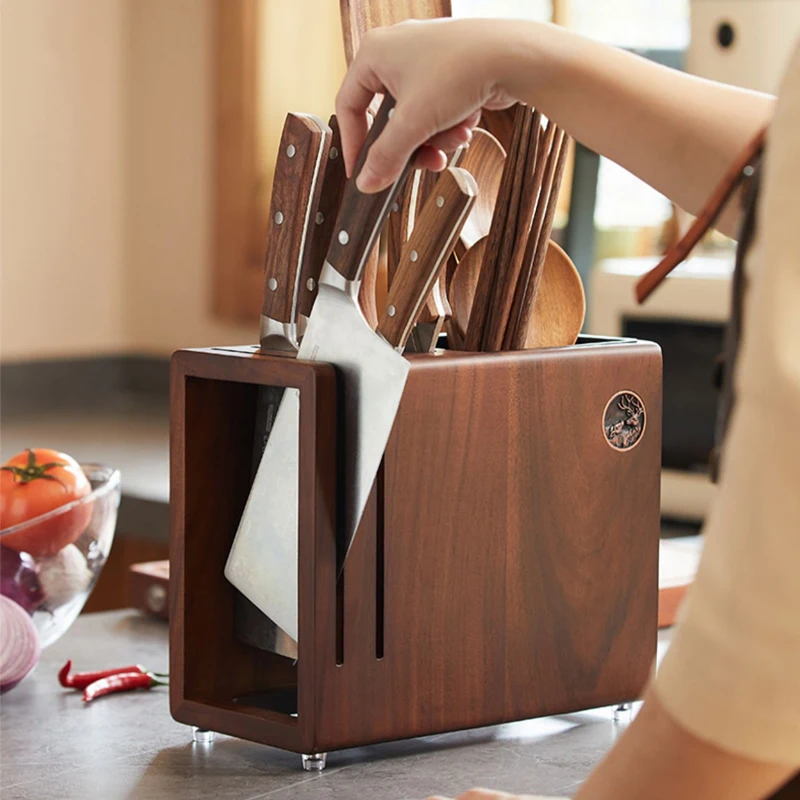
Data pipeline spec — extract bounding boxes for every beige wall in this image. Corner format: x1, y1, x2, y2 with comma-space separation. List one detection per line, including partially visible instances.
1, 0, 354, 361
126, 0, 253, 355
1, 0, 128, 360
1, 0, 254, 362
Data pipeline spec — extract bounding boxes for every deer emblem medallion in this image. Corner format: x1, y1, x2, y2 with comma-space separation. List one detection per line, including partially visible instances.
604, 391, 646, 451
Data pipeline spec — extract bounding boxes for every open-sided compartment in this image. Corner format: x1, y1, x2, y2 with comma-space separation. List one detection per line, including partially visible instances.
169, 348, 338, 753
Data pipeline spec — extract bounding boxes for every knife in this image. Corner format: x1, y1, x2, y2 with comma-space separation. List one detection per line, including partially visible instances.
295, 115, 341, 335
225, 98, 468, 641
406, 169, 472, 352
380, 167, 477, 349
260, 113, 331, 351
235, 114, 331, 659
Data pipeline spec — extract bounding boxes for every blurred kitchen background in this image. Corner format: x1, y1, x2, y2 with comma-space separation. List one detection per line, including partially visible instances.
3, 0, 800, 615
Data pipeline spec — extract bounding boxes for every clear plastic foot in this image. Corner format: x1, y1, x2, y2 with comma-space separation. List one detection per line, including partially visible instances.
192, 727, 215, 744
302, 752, 327, 771
613, 702, 632, 723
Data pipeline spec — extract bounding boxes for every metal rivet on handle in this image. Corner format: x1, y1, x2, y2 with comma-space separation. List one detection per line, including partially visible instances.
329, 147, 339, 160
338, 230, 349, 245
410, 250, 418, 262
306, 278, 316, 291
387, 305, 396, 317
316, 212, 324, 225
286, 144, 296, 158
268, 278, 278, 291
274, 211, 284, 225
436, 195, 444, 208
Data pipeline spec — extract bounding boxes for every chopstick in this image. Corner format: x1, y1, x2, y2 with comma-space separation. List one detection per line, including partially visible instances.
482, 108, 540, 352
463, 103, 528, 352
507, 127, 570, 350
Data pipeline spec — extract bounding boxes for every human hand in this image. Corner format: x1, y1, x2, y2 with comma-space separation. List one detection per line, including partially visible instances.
335, 18, 520, 193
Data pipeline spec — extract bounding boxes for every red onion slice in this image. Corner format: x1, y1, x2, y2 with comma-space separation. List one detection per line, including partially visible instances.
0, 594, 40, 693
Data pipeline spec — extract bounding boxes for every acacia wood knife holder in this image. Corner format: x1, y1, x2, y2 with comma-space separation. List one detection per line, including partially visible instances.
169, 335, 662, 757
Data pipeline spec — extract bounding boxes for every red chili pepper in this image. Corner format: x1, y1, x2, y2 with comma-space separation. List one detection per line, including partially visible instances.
82, 671, 168, 703
58, 660, 168, 690
58, 660, 145, 689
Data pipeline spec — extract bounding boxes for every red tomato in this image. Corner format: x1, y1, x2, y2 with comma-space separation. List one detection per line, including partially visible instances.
0, 449, 93, 556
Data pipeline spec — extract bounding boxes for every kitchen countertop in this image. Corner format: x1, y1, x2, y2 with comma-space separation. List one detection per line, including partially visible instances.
1, 610, 671, 800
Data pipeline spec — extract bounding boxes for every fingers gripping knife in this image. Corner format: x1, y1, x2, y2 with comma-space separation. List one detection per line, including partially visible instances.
226, 97, 476, 644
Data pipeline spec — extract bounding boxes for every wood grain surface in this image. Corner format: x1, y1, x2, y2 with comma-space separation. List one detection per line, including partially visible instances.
171, 337, 661, 755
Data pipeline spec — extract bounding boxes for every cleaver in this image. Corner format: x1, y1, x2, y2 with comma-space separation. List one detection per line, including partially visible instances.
226, 102, 476, 640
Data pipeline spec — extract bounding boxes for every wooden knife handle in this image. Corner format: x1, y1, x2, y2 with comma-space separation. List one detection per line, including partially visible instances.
261, 114, 327, 324
296, 115, 340, 319
378, 167, 477, 350
324, 95, 413, 283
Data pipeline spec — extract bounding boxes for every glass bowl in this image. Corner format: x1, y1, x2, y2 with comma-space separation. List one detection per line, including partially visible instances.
0, 464, 120, 648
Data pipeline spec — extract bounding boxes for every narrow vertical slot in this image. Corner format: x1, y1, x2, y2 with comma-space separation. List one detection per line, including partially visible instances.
375, 462, 385, 660
335, 572, 345, 665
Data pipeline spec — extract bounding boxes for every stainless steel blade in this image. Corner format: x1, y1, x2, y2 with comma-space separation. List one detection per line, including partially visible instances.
225, 387, 300, 641
225, 267, 409, 640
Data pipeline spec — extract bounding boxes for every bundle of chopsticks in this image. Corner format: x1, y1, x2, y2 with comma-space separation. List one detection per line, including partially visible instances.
464, 104, 571, 352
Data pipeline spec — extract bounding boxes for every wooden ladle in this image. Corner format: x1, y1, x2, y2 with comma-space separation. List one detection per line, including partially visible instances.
449, 238, 584, 349
454, 129, 506, 258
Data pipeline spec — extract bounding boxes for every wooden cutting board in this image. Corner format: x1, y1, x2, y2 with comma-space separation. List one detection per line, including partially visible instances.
340, 0, 452, 65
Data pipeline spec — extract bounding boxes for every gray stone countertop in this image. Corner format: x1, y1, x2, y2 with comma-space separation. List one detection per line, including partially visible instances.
0, 610, 671, 800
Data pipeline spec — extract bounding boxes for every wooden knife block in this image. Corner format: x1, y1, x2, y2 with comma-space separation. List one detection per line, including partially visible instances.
169, 336, 662, 758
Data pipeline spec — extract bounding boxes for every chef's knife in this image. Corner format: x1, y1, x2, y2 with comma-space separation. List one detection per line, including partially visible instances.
260, 113, 331, 351
225, 98, 467, 640
295, 115, 342, 334
236, 114, 331, 659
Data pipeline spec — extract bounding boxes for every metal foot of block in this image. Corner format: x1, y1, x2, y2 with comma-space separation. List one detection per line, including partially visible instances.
613, 702, 632, 723
302, 752, 328, 771
192, 727, 215, 744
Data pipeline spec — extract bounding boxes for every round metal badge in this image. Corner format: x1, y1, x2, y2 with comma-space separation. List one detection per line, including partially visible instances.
603, 391, 646, 451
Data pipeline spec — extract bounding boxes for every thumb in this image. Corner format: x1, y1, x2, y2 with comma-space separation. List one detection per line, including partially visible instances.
356, 103, 431, 193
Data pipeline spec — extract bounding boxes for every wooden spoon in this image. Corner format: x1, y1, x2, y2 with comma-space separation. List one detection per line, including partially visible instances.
456, 128, 506, 256
522, 241, 585, 348
448, 236, 487, 343
449, 238, 584, 349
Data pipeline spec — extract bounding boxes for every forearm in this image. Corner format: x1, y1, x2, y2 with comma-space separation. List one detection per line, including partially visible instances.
574, 686, 794, 800
495, 21, 775, 236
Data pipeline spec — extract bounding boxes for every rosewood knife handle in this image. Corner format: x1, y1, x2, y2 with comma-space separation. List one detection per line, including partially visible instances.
379, 167, 477, 350
297, 115, 342, 319
261, 114, 327, 324
325, 95, 414, 283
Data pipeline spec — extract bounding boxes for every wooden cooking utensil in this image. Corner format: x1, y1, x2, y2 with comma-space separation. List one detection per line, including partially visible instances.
522, 241, 585, 348
455, 128, 506, 258
479, 107, 517, 153
448, 236, 487, 343
509, 129, 571, 350
358, 245, 380, 329
482, 109, 540, 352
464, 103, 528, 351
340, 0, 451, 64
449, 237, 584, 350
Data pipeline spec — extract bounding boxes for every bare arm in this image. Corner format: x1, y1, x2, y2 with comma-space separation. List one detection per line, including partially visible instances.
336, 19, 775, 237
574, 687, 795, 800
